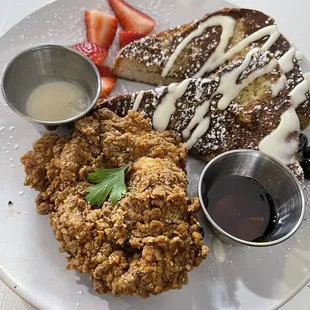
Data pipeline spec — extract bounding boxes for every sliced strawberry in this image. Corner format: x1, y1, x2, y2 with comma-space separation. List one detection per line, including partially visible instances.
97, 65, 113, 77
97, 65, 116, 98
108, 0, 155, 35
71, 42, 108, 66
100, 76, 116, 98
84, 10, 118, 49
119, 31, 145, 49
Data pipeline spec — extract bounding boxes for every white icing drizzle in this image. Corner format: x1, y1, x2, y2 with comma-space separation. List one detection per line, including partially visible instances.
153, 79, 192, 130
279, 48, 310, 109
183, 100, 211, 138
216, 51, 278, 110
194, 25, 280, 77
132, 91, 144, 111
161, 16, 236, 78
290, 80, 309, 108
303, 72, 310, 87
278, 47, 295, 73
183, 49, 278, 149
271, 75, 287, 97
186, 116, 210, 149
161, 15, 281, 79
193, 25, 280, 78
295, 51, 304, 63
258, 107, 300, 165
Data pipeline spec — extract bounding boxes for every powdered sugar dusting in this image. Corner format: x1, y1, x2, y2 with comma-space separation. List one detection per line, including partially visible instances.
1, 1, 310, 309
105, 50, 300, 176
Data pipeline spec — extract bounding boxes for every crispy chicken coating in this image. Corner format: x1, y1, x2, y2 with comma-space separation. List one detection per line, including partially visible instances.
21, 109, 209, 298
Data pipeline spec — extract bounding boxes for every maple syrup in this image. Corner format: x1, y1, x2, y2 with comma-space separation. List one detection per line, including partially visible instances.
204, 175, 276, 242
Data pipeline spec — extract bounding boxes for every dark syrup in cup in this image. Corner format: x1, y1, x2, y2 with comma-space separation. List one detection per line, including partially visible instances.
205, 175, 276, 242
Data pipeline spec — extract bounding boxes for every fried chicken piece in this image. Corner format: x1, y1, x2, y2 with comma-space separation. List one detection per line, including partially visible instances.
20, 134, 59, 191
21, 109, 209, 298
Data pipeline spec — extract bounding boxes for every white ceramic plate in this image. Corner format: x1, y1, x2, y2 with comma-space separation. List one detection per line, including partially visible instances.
1, 0, 310, 309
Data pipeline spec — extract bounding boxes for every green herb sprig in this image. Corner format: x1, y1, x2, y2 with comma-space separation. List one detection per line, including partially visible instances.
86, 162, 132, 207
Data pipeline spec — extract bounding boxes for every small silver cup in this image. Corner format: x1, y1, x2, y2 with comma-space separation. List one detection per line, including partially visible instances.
1, 44, 101, 133
198, 150, 305, 247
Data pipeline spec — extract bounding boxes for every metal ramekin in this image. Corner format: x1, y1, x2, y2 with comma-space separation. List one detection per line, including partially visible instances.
1, 44, 101, 132
198, 150, 305, 247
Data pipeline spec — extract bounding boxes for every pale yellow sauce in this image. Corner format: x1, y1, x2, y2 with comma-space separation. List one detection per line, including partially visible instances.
26, 80, 90, 121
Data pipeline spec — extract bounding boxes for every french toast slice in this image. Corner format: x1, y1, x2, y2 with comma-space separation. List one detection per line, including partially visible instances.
99, 50, 302, 179
113, 8, 310, 129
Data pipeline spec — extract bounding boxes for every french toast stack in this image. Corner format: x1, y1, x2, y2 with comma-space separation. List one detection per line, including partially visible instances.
112, 8, 310, 129
97, 8, 310, 178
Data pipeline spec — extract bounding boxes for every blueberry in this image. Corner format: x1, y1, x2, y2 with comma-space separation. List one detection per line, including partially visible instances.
298, 133, 308, 152
303, 146, 310, 159
198, 226, 205, 240
300, 159, 310, 180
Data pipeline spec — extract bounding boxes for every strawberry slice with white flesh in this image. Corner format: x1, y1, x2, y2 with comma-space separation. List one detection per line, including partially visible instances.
71, 42, 108, 66
84, 10, 118, 49
108, 0, 155, 35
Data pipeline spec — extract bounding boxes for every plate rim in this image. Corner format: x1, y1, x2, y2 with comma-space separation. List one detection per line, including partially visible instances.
0, 0, 309, 309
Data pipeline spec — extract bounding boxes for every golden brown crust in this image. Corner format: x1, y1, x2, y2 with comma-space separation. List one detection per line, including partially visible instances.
101, 54, 292, 160
103, 49, 304, 180
20, 134, 59, 191
113, 8, 310, 129
21, 109, 208, 297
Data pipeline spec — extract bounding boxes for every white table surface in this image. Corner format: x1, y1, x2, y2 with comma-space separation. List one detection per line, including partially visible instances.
0, 0, 310, 309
